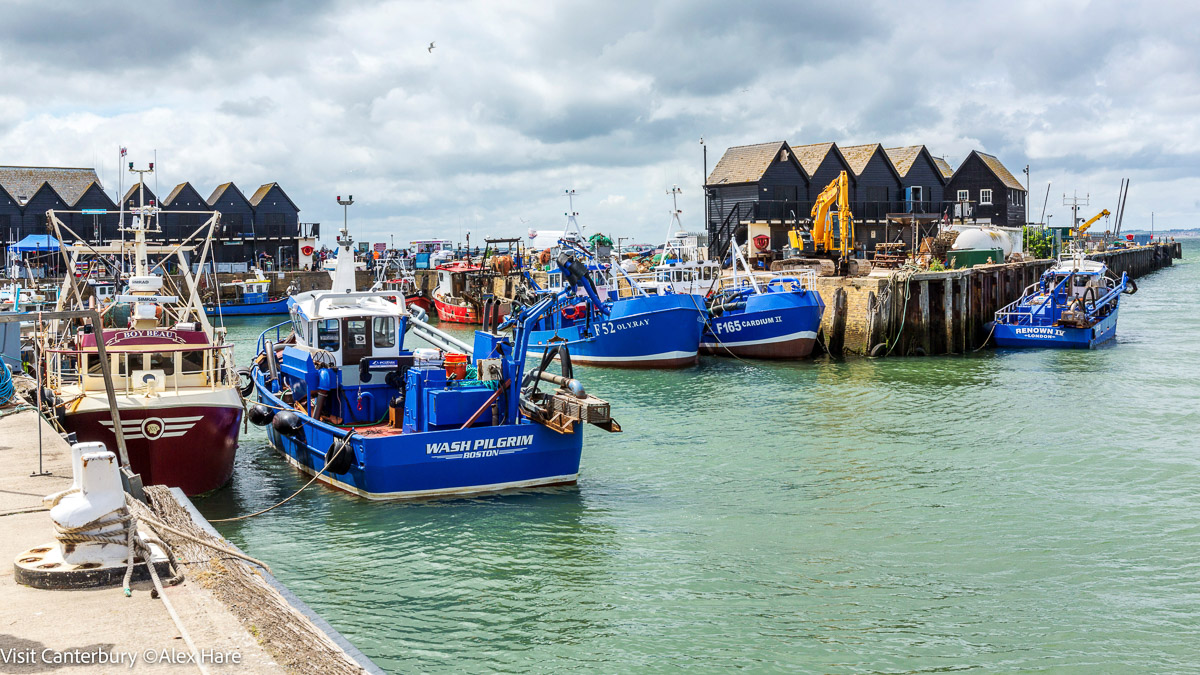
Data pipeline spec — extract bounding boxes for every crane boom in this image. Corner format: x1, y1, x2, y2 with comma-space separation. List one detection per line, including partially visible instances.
1073, 208, 1110, 237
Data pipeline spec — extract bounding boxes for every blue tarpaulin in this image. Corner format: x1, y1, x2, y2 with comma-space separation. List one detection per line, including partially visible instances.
10, 235, 61, 252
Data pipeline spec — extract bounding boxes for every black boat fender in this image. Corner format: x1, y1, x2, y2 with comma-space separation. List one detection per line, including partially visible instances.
1124, 279, 1138, 294
271, 410, 305, 442
324, 438, 355, 475
247, 403, 275, 427
236, 367, 255, 397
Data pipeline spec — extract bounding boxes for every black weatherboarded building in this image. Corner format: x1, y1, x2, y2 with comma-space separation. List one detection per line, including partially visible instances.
944, 151, 1027, 228
0, 165, 310, 265
704, 141, 1028, 259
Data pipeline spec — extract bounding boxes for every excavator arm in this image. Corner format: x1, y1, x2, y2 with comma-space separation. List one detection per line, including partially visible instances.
788, 170, 852, 255
1074, 209, 1110, 236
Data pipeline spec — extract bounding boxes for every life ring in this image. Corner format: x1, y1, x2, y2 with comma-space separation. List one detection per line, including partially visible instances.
301, 245, 314, 256
561, 303, 587, 321
753, 234, 770, 251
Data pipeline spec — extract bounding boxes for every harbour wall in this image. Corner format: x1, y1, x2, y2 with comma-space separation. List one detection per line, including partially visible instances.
819, 242, 1183, 357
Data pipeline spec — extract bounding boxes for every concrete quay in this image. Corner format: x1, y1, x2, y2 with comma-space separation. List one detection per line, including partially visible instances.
0, 396, 380, 674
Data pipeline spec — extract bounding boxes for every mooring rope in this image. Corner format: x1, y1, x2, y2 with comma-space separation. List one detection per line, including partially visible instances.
210, 433, 354, 523
51, 496, 208, 674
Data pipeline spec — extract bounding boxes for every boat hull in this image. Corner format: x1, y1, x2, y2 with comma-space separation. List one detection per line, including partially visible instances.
994, 309, 1119, 349
61, 391, 242, 495
254, 376, 583, 500
205, 298, 290, 316
433, 294, 478, 324
700, 291, 824, 359
527, 295, 706, 368
406, 294, 432, 313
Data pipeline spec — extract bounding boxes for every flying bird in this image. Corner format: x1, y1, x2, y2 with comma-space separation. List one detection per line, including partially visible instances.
428, 42, 436, 53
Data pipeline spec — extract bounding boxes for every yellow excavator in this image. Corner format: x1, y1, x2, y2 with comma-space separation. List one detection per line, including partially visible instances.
782, 171, 866, 275
1072, 209, 1110, 237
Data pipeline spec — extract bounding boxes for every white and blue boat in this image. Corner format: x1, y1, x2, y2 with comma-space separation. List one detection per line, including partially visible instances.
205, 269, 289, 316
697, 236, 825, 359
248, 226, 619, 500
993, 246, 1135, 349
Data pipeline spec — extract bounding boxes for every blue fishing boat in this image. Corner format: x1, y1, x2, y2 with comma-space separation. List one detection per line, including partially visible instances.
700, 240, 825, 359
522, 188, 707, 368
993, 247, 1135, 349
247, 226, 619, 499
205, 269, 290, 316
525, 281, 707, 368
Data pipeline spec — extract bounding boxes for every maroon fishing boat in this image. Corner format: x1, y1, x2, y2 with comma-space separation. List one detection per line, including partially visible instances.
43, 163, 242, 495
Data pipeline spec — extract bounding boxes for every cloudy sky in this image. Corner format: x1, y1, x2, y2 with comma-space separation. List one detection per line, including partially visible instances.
1, 0, 1196, 243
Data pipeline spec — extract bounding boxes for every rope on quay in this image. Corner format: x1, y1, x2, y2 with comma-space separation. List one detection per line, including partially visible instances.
50, 492, 208, 674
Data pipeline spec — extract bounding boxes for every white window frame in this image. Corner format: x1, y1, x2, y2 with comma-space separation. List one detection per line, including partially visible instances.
957, 189, 969, 202
980, 189, 993, 205
911, 186, 923, 202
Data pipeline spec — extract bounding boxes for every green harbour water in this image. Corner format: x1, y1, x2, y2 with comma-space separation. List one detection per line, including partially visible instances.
198, 243, 1198, 673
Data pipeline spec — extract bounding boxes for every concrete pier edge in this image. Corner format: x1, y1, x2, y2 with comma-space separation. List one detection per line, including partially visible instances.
168, 487, 387, 675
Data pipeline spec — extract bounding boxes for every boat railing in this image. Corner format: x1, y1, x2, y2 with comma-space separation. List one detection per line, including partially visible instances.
258, 320, 293, 355
45, 343, 237, 395
717, 269, 818, 293
996, 275, 1072, 325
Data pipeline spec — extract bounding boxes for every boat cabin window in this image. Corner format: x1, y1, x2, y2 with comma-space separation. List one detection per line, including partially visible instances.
86, 355, 102, 375
317, 319, 340, 351
373, 317, 396, 348
180, 350, 205, 374
290, 310, 306, 340
149, 352, 175, 375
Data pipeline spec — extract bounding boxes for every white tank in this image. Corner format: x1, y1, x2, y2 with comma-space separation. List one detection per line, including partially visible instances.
951, 228, 1013, 257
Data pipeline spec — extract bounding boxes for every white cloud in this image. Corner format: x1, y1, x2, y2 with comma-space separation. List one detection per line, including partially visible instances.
2, 0, 1199, 240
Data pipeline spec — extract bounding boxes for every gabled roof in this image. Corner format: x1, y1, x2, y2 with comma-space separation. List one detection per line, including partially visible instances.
0, 166, 102, 205
248, 182, 300, 212
791, 142, 837, 175
705, 141, 807, 185
162, 181, 209, 208
884, 145, 949, 185
973, 151, 1025, 191
72, 181, 117, 208
207, 182, 250, 207
164, 182, 188, 206
883, 146, 922, 176
122, 182, 157, 205
932, 156, 954, 179
839, 144, 878, 175
839, 143, 903, 182
24, 180, 68, 205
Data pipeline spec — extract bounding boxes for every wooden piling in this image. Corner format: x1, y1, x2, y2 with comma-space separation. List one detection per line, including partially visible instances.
828, 288, 848, 357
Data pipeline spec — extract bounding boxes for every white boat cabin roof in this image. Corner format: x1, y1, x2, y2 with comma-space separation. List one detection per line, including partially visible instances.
291, 290, 405, 321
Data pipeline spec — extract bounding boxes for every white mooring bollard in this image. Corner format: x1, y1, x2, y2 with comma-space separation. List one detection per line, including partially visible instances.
14, 442, 169, 590
50, 450, 128, 566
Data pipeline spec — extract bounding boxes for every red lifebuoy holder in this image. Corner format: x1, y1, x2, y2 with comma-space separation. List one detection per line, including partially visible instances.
301, 245, 315, 256
561, 303, 587, 321
753, 234, 770, 251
